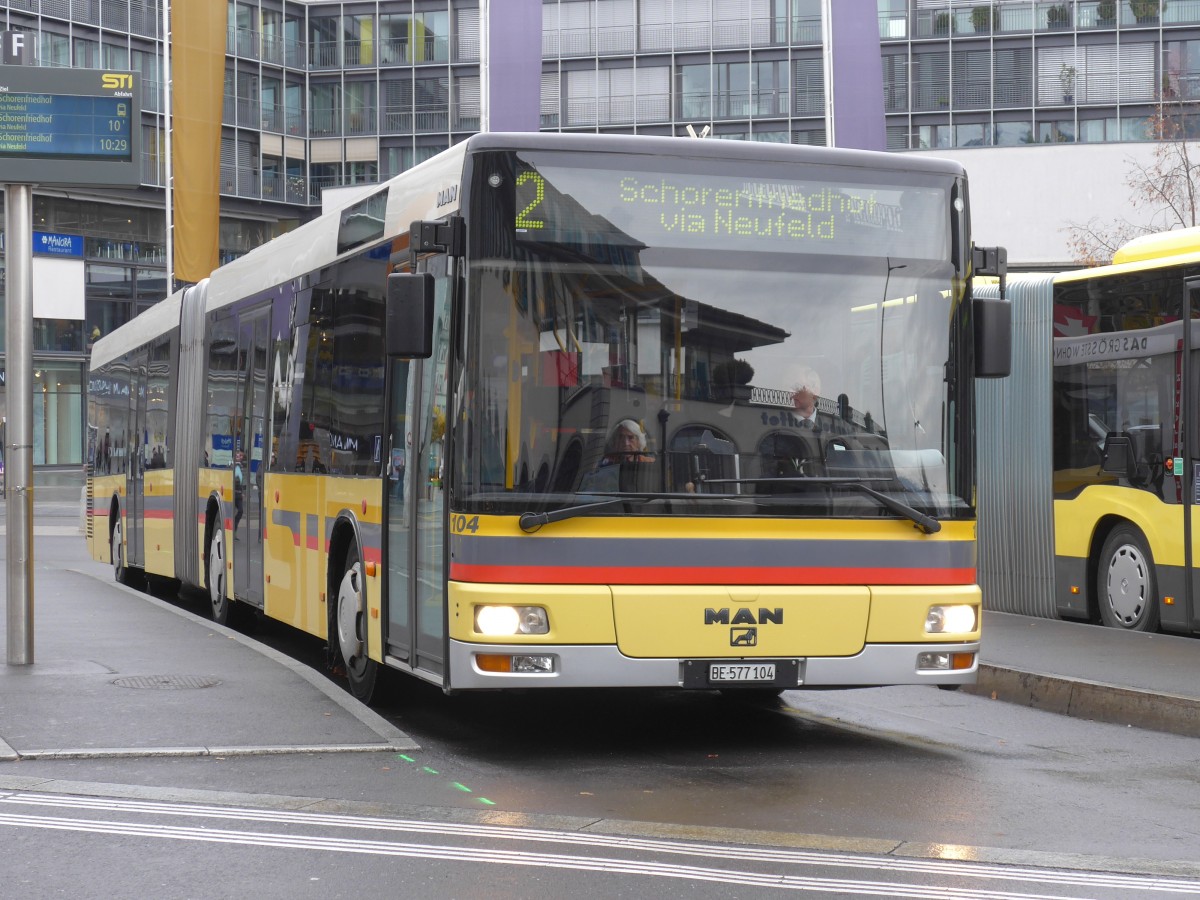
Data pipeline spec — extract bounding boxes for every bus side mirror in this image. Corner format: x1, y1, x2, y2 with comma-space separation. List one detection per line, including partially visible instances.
974, 296, 1011, 379
1100, 434, 1133, 478
386, 273, 435, 358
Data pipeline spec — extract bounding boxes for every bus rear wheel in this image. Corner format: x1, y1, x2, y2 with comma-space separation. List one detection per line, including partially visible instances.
207, 521, 233, 625
1097, 524, 1160, 632
335, 543, 379, 703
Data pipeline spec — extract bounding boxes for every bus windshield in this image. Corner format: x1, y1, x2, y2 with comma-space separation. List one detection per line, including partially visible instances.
458, 149, 969, 520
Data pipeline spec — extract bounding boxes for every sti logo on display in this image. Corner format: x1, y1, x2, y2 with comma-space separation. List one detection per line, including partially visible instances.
101, 73, 134, 91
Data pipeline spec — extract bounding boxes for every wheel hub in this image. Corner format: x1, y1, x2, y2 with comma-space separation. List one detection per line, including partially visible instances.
1106, 545, 1146, 622
337, 564, 364, 661
208, 529, 225, 613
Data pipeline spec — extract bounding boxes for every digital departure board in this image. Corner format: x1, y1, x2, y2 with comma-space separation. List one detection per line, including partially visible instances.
0, 65, 140, 186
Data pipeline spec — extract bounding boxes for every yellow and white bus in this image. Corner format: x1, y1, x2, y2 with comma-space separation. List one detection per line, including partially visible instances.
979, 226, 1200, 635
87, 132, 1009, 701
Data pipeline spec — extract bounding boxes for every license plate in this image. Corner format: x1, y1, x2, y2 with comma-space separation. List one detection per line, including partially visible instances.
709, 663, 776, 683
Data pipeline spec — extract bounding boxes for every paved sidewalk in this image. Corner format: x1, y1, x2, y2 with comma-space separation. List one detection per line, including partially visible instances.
973, 611, 1200, 738
0, 511, 415, 760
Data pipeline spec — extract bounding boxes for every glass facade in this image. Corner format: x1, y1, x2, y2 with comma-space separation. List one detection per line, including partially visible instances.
881, 0, 1194, 150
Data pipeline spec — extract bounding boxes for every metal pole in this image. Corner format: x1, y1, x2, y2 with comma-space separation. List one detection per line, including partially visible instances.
5, 183, 35, 665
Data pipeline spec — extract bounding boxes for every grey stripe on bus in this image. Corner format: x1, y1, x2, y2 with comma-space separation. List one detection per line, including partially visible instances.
450, 535, 975, 570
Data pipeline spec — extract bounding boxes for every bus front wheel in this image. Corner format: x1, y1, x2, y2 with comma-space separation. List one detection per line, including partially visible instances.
335, 543, 379, 703
1097, 524, 1160, 633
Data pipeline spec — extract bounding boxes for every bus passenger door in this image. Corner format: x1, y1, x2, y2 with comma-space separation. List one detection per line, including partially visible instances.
234, 306, 270, 608
127, 350, 148, 569
386, 263, 452, 679
1191, 340, 1200, 634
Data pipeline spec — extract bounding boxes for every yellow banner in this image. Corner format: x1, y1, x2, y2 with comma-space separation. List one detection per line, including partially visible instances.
171, 0, 227, 284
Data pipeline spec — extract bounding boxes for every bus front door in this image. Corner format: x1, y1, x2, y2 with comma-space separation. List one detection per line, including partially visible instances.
234, 306, 269, 608
128, 350, 147, 570
385, 266, 451, 680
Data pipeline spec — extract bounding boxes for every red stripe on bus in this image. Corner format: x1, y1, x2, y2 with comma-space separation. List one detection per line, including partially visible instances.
449, 563, 976, 586
144, 510, 173, 520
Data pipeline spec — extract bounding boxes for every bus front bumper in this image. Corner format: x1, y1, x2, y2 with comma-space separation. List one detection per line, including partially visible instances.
444, 639, 980, 690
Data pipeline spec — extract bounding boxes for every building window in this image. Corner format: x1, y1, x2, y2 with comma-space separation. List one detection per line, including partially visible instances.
345, 81, 377, 135
310, 82, 341, 137
995, 48, 1034, 108
73, 37, 98, 68
917, 123, 952, 149
996, 119, 1036, 144
1038, 43, 1156, 106
679, 61, 784, 121
34, 362, 84, 467
954, 122, 987, 147
345, 13, 375, 66
413, 10, 450, 63
886, 123, 910, 150
912, 49, 950, 111
40, 32, 70, 67
1164, 40, 1200, 100
380, 13, 411, 64
953, 49, 991, 110
882, 53, 907, 112
1079, 117, 1119, 141
310, 16, 340, 68
1035, 121, 1074, 143
415, 77, 449, 132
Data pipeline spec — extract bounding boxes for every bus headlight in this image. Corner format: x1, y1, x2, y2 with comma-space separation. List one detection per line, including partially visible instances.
474, 605, 549, 636
925, 604, 977, 634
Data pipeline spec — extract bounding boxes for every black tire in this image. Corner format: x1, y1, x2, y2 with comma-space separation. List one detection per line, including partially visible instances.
206, 520, 233, 625
1097, 524, 1160, 632
334, 542, 379, 703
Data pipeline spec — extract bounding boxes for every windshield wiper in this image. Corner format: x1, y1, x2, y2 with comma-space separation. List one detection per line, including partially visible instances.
516, 491, 752, 532
703, 476, 941, 534
519, 497, 646, 532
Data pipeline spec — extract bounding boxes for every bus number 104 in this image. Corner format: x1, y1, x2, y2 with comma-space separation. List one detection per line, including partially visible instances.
451, 515, 480, 534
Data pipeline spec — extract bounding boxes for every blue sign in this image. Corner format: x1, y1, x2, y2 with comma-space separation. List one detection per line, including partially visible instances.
33, 231, 83, 258
210, 434, 234, 468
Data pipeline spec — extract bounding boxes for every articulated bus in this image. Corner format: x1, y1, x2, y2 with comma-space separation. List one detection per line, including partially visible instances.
87, 132, 1009, 702
978, 227, 1200, 635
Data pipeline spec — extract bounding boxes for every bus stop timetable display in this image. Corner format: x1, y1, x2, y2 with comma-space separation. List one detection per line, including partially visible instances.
0, 93, 131, 159
0, 65, 139, 186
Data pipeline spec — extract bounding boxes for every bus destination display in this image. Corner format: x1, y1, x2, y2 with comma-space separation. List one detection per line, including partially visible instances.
513, 161, 949, 261
0, 92, 131, 160
0, 65, 140, 186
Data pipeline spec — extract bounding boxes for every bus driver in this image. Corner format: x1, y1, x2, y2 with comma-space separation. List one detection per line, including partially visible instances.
602, 419, 654, 466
